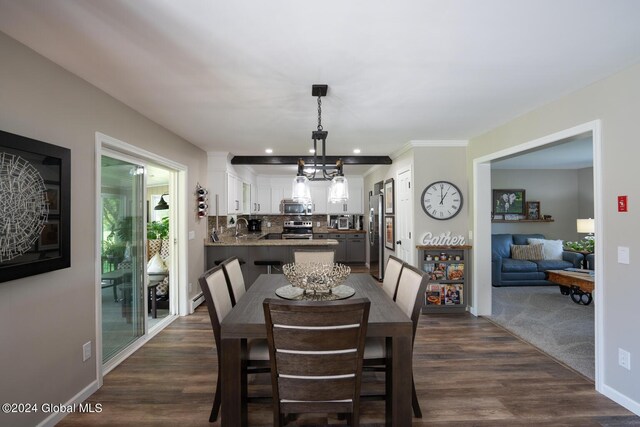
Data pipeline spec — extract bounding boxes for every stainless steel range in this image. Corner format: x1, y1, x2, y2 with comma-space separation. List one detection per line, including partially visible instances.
282, 220, 313, 239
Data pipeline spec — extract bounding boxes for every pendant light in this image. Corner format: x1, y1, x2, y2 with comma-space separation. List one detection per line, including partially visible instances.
291, 84, 349, 204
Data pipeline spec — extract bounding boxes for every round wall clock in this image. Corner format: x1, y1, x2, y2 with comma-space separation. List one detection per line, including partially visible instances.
421, 181, 463, 220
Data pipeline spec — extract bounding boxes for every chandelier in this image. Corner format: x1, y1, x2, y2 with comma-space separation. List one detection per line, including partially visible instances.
292, 84, 349, 204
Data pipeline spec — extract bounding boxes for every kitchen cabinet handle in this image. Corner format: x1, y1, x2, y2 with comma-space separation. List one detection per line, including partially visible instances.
396, 240, 402, 245
258, 203, 261, 211
236, 200, 239, 211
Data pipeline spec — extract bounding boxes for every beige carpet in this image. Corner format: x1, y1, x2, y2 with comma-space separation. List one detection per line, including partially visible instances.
488, 285, 595, 380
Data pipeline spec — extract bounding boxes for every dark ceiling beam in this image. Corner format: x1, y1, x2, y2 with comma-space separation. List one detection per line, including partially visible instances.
231, 155, 392, 165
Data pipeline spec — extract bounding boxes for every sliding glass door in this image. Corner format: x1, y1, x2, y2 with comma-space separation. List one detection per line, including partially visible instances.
100, 154, 146, 363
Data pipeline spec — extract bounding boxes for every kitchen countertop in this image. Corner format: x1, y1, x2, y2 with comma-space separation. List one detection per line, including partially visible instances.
318, 229, 366, 234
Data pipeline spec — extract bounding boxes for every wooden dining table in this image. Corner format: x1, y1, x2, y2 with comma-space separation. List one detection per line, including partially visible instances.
220, 273, 414, 426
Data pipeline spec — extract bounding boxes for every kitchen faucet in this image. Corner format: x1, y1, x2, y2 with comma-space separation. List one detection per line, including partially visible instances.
235, 217, 248, 237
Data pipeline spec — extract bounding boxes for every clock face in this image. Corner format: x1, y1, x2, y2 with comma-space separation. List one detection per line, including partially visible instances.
421, 181, 463, 220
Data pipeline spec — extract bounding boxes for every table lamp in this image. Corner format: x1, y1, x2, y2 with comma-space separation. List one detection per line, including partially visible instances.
576, 218, 595, 240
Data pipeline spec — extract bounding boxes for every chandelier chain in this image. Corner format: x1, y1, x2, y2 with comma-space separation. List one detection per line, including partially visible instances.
317, 96, 323, 131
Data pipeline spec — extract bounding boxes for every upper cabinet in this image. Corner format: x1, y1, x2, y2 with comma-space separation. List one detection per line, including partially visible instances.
209, 152, 365, 216
207, 153, 254, 216
227, 173, 244, 214
310, 182, 328, 214
327, 177, 364, 214
252, 184, 271, 214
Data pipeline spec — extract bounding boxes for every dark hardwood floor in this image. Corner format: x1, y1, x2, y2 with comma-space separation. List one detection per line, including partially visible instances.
59, 279, 638, 426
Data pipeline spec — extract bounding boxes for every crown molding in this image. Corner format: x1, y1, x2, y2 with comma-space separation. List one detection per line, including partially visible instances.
390, 140, 469, 160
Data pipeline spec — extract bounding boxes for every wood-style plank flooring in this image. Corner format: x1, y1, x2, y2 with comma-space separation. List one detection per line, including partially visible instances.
60, 284, 638, 426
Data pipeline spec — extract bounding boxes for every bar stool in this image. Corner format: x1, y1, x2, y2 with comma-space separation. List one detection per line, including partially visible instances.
254, 260, 281, 274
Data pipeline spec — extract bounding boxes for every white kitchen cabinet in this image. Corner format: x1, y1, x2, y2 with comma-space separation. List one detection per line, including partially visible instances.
252, 184, 271, 214
327, 178, 364, 214
227, 173, 243, 213
271, 187, 284, 214
310, 182, 328, 214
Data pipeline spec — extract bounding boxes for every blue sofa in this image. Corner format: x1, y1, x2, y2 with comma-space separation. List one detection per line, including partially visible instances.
492, 234, 584, 287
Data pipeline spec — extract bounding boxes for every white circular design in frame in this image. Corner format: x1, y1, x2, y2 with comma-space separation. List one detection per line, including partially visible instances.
0, 153, 49, 261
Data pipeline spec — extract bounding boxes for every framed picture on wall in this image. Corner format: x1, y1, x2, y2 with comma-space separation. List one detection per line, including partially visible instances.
0, 129, 71, 283
492, 189, 525, 215
526, 201, 541, 220
385, 216, 395, 250
384, 178, 394, 214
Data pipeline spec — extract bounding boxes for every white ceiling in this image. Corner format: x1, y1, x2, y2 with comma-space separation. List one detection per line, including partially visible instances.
491, 134, 593, 170
2, 0, 640, 168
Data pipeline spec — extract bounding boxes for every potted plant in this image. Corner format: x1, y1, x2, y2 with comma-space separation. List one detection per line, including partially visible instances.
147, 216, 169, 240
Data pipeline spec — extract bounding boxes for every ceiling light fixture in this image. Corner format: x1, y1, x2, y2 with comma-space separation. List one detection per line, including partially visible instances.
292, 84, 348, 204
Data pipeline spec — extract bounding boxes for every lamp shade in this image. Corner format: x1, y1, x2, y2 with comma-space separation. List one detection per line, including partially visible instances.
576, 218, 594, 234
328, 175, 349, 203
291, 175, 311, 202
154, 194, 169, 210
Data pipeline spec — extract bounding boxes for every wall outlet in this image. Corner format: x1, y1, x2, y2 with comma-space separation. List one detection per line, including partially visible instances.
83, 341, 92, 362
316, 221, 321, 227
188, 282, 193, 293
188, 230, 195, 240
619, 348, 631, 370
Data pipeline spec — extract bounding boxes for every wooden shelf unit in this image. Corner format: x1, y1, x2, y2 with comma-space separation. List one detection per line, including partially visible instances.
416, 245, 471, 313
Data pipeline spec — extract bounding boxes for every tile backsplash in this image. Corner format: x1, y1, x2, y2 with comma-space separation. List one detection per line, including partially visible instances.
208, 215, 330, 235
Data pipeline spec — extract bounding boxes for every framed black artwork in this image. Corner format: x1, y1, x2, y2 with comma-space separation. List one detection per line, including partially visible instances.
385, 216, 395, 250
0, 130, 71, 283
492, 189, 526, 215
384, 178, 394, 214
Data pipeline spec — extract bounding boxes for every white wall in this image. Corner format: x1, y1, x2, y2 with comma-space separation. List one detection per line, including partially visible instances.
468, 62, 640, 412
0, 33, 208, 426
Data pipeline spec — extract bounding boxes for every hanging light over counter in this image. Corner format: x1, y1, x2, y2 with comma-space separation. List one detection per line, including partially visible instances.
291, 84, 349, 204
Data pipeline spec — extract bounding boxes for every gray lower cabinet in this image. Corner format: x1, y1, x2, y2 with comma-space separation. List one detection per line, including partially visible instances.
346, 234, 366, 263
326, 233, 365, 263
328, 233, 347, 262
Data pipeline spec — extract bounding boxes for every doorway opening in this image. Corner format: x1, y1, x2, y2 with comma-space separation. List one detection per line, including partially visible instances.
97, 132, 187, 375
472, 120, 603, 388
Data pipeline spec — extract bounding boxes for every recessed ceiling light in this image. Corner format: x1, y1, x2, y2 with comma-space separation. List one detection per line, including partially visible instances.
353, 149, 361, 154
265, 148, 273, 154
309, 148, 315, 153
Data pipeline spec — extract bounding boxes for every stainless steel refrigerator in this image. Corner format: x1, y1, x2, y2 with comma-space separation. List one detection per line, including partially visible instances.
369, 192, 384, 281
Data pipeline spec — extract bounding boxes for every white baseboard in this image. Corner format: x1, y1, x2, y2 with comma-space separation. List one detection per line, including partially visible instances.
191, 292, 204, 313
601, 383, 640, 416
37, 379, 100, 427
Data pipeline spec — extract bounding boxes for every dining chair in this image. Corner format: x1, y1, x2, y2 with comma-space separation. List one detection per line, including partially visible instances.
293, 249, 335, 264
198, 265, 269, 422
381, 255, 404, 300
220, 256, 246, 306
363, 263, 429, 418
263, 298, 371, 426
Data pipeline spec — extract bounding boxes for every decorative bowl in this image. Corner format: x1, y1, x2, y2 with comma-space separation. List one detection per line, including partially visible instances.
282, 262, 351, 293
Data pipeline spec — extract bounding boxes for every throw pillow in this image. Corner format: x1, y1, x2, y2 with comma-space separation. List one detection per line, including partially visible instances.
511, 243, 544, 260
528, 238, 563, 260
147, 253, 168, 274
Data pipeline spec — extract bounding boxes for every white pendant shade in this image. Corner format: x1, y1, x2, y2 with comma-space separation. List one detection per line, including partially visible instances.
292, 175, 311, 202
328, 175, 349, 203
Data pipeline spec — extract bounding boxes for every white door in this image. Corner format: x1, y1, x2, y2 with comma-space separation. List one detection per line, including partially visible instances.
396, 169, 413, 264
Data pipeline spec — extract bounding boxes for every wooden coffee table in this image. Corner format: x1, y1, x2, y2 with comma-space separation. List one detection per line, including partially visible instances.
547, 269, 595, 305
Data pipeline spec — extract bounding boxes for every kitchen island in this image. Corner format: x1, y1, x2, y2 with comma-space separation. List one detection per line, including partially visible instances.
205, 236, 339, 285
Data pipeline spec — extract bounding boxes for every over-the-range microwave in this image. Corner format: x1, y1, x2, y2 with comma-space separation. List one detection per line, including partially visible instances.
280, 199, 313, 215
